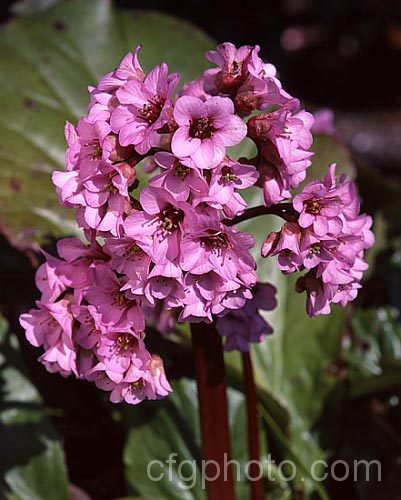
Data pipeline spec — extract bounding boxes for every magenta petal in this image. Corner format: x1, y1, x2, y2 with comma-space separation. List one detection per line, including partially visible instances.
174, 96, 205, 125
205, 96, 234, 124
127, 304, 145, 331
164, 174, 189, 201
313, 217, 329, 236
140, 187, 166, 215
124, 211, 158, 237
191, 139, 216, 168
171, 127, 200, 157
216, 115, 247, 146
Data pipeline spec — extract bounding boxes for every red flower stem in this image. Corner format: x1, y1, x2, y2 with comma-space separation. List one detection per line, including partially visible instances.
191, 322, 236, 500
242, 351, 264, 500
223, 203, 298, 226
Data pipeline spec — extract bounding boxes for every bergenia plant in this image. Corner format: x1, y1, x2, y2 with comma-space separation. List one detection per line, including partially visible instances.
19, 42, 374, 499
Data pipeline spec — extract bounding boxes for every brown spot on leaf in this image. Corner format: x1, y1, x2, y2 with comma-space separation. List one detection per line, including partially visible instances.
9, 177, 21, 192
24, 99, 40, 111
53, 20, 66, 31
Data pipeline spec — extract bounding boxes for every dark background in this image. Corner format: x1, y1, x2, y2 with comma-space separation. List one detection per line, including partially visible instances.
3, 0, 401, 109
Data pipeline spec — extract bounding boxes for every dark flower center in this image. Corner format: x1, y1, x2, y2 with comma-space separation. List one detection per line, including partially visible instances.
140, 96, 164, 124
220, 166, 237, 182
117, 333, 138, 351
104, 171, 118, 193
173, 161, 190, 178
130, 244, 142, 255
305, 198, 321, 214
161, 205, 184, 231
131, 378, 144, 390
83, 139, 102, 160
230, 60, 242, 77
189, 117, 214, 139
310, 243, 321, 254
113, 290, 128, 307
201, 229, 230, 249
105, 183, 117, 193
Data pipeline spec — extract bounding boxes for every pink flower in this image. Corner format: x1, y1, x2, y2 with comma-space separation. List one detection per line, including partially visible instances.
35, 251, 68, 302
204, 43, 296, 114
19, 298, 76, 376
64, 121, 80, 171
171, 95, 247, 168
72, 304, 102, 350
150, 152, 208, 201
111, 63, 180, 153
179, 271, 248, 323
56, 237, 107, 295
249, 106, 314, 206
124, 186, 193, 264
19, 42, 375, 405
262, 222, 303, 273
62, 118, 133, 179
87, 46, 146, 124
295, 272, 333, 316
123, 260, 185, 310
108, 354, 172, 404
293, 164, 353, 236
203, 159, 259, 218
34, 238, 107, 304
263, 164, 374, 316
179, 77, 210, 101
53, 160, 132, 236
180, 215, 257, 284
234, 73, 293, 116
204, 43, 255, 94
85, 263, 145, 332
104, 236, 151, 281
53, 117, 138, 236
94, 331, 147, 384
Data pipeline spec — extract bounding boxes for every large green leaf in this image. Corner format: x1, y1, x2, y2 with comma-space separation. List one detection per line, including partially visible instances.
123, 378, 271, 500
0, 315, 69, 500
123, 378, 296, 500
0, 0, 214, 249
346, 307, 401, 398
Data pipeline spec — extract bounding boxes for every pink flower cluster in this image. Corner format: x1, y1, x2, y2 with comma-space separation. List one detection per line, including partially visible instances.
262, 164, 374, 315
185, 43, 314, 207
19, 237, 171, 403
19, 42, 373, 404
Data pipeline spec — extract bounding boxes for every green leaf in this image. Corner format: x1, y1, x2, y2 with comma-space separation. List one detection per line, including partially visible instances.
347, 307, 401, 398
310, 133, 355, 180
123, 378, 282, 500
0, 315, 69, 500
0, 0, 214, 249
11, 0, 64, 16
